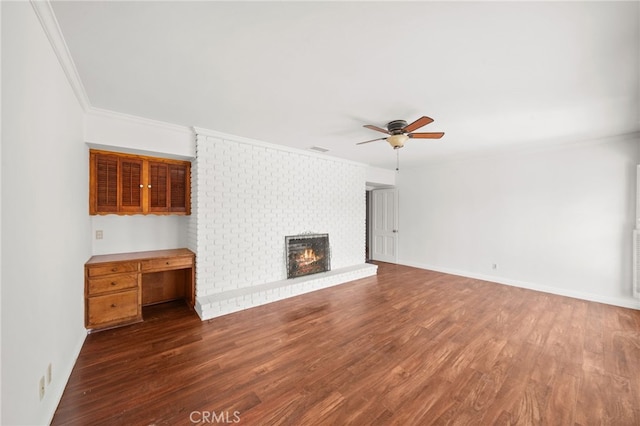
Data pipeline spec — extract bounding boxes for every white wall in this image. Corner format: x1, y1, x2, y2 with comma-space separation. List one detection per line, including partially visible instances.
1, 2, 91, 424
398, 134, 640, 308
85, 108, 195, 159
91, 215, 189, 255
0, 3, 3, 421
366, 165, 396, 189
84, 109, 194, 255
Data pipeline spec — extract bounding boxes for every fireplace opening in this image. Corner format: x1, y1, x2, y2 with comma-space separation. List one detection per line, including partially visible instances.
286, 234, 330, 278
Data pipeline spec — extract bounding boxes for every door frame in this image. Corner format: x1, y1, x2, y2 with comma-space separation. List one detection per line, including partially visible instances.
368, 187, 399, 263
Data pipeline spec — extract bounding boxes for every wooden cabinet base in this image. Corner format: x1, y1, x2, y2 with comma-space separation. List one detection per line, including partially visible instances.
141, 270, 188, 306
87, 290, 140, 326
85, 248, 195, 332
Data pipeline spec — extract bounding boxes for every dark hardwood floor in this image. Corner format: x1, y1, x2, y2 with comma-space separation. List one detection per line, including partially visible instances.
52, 263, 640, 425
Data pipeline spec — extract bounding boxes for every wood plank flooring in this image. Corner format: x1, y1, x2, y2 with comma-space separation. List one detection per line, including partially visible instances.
52, 263, 640, 425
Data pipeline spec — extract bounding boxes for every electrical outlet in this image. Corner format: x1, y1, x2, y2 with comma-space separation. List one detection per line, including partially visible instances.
47, 363, 52, 384
39, 376, 45, 400
95, 230, 103, 240
492, 263, 498, 270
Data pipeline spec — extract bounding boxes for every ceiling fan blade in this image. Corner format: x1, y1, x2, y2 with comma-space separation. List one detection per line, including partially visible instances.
404, 116, 434, 133
407, 132, 445, 139
356, 137, 388, 145
363, 124, 390, 134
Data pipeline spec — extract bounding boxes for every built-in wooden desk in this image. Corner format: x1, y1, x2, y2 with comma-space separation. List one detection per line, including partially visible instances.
84, 248, 195, 331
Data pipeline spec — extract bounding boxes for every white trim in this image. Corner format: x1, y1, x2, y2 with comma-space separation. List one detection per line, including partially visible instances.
88, 107, 194, 135
400, 260, 640, 310
29, 0, 196, 140
637, 165, 640, 229
30, 0, 90, 111
370, 188, 399, 263
0, 2, 2, 422
45, 332, 86, 425
84, 142, 195, 161
634, 230, 640, 300
194, 126, 369, 167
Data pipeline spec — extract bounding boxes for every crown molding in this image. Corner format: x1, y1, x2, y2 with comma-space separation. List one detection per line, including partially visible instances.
30, 0, 91, 111
193, 126, 369, 167
87, 107, 194, 135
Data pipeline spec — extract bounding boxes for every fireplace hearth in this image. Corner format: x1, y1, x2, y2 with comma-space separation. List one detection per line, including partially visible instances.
286, 233, 330, 278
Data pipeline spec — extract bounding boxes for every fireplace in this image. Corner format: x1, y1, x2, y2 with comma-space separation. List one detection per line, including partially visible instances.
285, 234, 330, 278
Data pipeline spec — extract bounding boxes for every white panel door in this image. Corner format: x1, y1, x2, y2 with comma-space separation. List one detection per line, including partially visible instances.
371, 189, 398, 263
636, 165, 640, 229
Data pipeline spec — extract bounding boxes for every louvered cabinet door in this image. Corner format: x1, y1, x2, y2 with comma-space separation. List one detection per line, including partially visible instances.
119, 158, 144, 213
90, 152, 119, 214
169, 163, 190, 214
147, 161, 190, 214
148, 161, 170, 213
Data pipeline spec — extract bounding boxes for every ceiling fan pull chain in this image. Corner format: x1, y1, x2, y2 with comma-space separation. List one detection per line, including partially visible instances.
396, 149, 400, 172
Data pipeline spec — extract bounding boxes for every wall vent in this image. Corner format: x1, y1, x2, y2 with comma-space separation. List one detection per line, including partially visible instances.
308, 146, 329, 153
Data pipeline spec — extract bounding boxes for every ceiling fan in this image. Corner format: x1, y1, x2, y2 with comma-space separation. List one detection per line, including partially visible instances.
357, 116, 444, 149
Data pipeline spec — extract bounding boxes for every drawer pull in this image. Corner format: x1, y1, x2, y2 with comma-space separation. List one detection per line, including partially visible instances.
111, 303, 117, 308
110, 282, 117, 286
111, 267, 118, 272
166, 261, 170, 265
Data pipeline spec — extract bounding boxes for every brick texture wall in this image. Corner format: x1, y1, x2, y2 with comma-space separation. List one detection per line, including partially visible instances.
189, 134, 375, 318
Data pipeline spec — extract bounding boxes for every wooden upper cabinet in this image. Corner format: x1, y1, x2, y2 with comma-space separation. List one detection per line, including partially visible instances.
90, 150, 191, 216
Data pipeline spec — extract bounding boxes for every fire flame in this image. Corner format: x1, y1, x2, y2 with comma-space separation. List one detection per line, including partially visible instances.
302, 249, 317, 261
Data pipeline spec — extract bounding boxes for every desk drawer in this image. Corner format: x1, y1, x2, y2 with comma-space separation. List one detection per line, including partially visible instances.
87, 290, 139, 327
141, 256, 193, 272
88, 273, 138, 295
88, 262, 138, 277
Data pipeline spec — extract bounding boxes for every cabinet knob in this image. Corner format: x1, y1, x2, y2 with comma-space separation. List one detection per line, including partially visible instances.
166, 261, 170, 265
110, 282, 117, 286
148, 185, 152, 188
111, 267, 118, 272
111, 303, 117, 308
139, 184, 144, 188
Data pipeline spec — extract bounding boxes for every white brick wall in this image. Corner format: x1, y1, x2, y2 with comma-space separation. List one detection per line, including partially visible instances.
189, 134, 375, 319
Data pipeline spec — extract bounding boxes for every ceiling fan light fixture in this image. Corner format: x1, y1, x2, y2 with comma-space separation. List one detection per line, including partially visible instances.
387, 134, 408, 149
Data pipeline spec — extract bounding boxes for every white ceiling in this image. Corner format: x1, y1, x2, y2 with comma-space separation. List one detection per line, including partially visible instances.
51, 1, 639, 169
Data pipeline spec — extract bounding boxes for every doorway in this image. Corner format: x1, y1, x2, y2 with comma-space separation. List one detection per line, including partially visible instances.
367, 188, 398, 263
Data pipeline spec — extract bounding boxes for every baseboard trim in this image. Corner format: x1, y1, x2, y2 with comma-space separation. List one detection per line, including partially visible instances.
399, 260, 640, 310
46, 329, 87, 425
